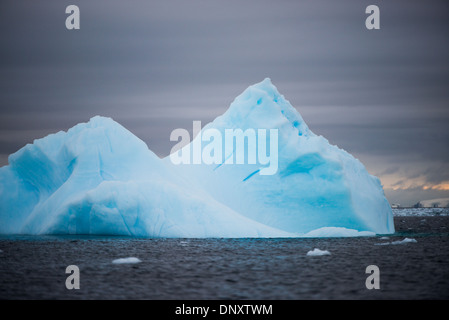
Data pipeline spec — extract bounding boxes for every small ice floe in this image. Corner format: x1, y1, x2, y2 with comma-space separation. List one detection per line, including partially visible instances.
374, 242, 390, 246
391, 238, 417, 245
380, 237, 389, 240
306, 248, 331, 256
179, 241, 189, 246
112, 257, 142, 264
375, 237, 417, 246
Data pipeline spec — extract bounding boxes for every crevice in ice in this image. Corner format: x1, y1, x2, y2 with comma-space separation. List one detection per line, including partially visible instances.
243, 169, 260, 182
214, 147, 235, 171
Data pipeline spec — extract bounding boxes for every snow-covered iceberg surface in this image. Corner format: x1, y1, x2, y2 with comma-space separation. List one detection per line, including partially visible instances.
0, 78, 394, 237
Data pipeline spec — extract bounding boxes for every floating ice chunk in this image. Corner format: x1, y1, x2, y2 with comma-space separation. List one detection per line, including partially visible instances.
112, 257, 142, 264
374, 242, 391, 246
375, 237, 417, 246
307, 248, 331, 256
391, 238, 417, 245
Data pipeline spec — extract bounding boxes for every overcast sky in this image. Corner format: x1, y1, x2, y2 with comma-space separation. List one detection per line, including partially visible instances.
1, 0, 448, 206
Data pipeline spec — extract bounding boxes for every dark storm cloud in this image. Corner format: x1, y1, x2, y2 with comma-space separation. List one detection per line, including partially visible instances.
0, 0, 448, 205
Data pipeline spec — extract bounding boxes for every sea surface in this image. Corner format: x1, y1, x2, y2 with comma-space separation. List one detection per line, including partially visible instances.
0, 209, 448, 300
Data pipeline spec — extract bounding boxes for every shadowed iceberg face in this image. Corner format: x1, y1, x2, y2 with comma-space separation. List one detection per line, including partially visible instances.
0, 79, 394, 237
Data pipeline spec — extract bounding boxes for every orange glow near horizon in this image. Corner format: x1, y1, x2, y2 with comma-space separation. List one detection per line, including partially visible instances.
430, 183, 449, 191
382, 179, 449, 191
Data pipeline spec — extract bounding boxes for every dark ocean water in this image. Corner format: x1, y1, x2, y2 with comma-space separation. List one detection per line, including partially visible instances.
0, 215, 448, 300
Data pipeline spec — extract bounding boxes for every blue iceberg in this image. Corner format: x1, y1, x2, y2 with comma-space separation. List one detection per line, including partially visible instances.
0, 79, 394, 237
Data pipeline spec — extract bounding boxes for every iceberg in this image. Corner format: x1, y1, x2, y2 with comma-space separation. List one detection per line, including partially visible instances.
0, 78, 394, 237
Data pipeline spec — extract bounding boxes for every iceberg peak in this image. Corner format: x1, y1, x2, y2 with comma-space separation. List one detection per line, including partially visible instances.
251, 77, 277, 94
71, 115, 126, 133
210, 78, 311, 139
86, 115, 116, 126
238, 77, 282, 104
